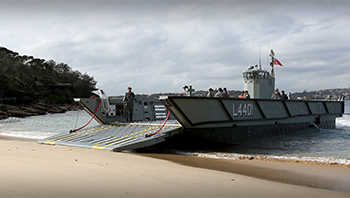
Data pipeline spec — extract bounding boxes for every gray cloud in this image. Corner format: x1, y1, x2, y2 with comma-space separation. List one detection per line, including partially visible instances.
1, 0, 349, 95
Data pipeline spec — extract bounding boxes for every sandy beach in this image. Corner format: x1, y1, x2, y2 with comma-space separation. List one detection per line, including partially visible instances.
1, 138, 350, 197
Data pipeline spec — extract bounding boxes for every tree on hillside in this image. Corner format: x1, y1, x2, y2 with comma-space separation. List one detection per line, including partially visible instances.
0, 46, 97, 104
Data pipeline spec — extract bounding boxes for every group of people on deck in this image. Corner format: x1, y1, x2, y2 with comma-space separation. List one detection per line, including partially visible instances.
206, 87, 251, 99
271, 88, 289, 100
206, 87, 289, 100
207, 87, 231, 98
238, 90, 250, 99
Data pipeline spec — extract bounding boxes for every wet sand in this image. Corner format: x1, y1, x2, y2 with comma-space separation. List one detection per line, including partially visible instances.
139, 152, 350, 193
1, 139, 350, 197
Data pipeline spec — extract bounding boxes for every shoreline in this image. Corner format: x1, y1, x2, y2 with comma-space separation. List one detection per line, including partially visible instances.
1, 138, 350, 197
190, 152, 350, 168
3, 135, 350, 168
137, 152, 350, 193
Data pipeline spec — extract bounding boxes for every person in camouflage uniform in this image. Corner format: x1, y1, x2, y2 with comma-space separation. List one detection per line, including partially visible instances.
122, 87, 137, 122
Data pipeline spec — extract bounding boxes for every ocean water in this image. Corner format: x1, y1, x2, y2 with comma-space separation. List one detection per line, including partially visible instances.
0, 110, 99, 140
0, 101, 349, 165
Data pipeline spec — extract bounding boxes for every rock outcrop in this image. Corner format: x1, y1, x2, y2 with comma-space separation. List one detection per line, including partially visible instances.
0, 102, 81, 119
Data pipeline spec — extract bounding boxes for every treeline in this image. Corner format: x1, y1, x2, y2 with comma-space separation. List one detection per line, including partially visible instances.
0, 47, 97, 104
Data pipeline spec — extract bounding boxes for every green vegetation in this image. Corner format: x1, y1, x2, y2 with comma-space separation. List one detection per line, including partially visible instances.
0, 47, 97, 104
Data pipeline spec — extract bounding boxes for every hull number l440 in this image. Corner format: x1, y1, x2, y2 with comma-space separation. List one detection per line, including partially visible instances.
233, 103, 254, 117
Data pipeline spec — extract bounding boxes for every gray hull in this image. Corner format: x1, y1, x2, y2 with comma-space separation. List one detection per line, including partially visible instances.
160, 96, 344, 144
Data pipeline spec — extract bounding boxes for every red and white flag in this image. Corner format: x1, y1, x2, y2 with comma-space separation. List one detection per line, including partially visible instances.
274, 58, 283, 66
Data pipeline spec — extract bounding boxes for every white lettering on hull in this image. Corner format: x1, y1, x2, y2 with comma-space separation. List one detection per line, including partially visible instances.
233, 103, 254, 117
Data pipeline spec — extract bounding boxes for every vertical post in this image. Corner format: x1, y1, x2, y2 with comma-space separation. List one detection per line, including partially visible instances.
270, 49, 275, 78
188, 85, 194, 97
259, 45, 262, 70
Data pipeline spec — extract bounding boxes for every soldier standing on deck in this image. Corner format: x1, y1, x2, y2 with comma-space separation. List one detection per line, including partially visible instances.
207, 88, 214, 97
271, 88, 282, 100
123, 87, 137, 122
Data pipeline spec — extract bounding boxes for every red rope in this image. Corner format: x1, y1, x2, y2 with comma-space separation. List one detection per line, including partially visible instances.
70, 97, 101, 133
145, 111, 171, 137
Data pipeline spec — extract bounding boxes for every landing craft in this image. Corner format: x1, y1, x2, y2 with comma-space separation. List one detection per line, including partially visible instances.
39, 50, 345, 150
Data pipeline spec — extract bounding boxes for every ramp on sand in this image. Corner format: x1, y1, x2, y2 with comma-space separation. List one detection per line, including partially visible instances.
38, 120, 182, 151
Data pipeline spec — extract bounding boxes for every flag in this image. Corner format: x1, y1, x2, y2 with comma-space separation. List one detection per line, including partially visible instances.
274, 58, 283, 66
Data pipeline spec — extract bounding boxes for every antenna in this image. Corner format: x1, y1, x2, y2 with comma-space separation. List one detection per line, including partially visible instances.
267, 29, 273, 70
259, 45, 262, 70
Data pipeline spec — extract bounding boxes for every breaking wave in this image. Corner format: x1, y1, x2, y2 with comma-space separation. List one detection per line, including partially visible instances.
181, 152, 350, 166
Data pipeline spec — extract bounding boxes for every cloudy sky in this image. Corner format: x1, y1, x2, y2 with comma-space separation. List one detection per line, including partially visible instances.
1, 0, 349, 95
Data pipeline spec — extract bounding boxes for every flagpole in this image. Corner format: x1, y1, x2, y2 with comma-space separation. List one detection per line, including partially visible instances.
270, 49, 275, 78
267, 29, 273, 70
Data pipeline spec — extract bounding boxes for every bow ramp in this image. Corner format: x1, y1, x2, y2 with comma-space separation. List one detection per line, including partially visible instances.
38, 120, 182, 151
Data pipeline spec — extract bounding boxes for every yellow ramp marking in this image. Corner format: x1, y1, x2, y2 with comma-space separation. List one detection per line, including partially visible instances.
44, 141, 55, 145
92, 137, 133, 150
91, 125, 157, 150
44, 125, 117, 145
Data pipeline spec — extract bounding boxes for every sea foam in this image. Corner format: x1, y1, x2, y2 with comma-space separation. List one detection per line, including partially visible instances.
182, 152, 350, 166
